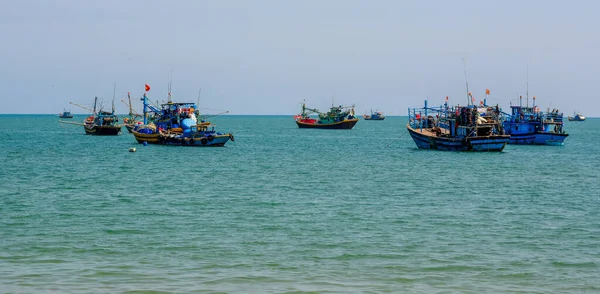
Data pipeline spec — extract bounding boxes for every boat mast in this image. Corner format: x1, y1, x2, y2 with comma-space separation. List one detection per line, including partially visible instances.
463, 58, 470, 106
128, 92, 133, 116
93, 97, 98, 114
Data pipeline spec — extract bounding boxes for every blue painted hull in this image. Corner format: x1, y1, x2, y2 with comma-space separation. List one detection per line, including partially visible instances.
133, 131, 232, 147
505, 131, 568, 145
407, 125, 509, 152
534, 132, 568, 146
507, 133, 536, 145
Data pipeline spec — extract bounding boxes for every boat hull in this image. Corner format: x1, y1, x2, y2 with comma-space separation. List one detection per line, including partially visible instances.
534, 132, 568, 145
506, 132, 568, 145
84, 125, 122, 135
132, 131, 232, 147
124, 124, 135, 133
296, 119, 358, 129
407, 124, 509, 152
506, 133, 536, 145
363, 117, 385, 120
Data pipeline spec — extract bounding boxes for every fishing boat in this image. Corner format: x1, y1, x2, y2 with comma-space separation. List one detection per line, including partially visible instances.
58, 109, 73, 118
60, 96, 122, 135
132, 85, 233, 147
363, 109, 385, 120
83, 96, 122, 135
407, 98, 509, 151
567, 112, 586, 121
502, 96, 569, 145
294, 102, 358, 129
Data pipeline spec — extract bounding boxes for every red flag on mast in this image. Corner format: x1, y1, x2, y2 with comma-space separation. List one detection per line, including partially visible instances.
145, 84, 151, 92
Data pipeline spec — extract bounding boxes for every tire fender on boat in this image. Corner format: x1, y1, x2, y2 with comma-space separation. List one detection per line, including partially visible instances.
229, 133, 235, 141
207, 135, 214, 142
201, 138, 208, 145
189, 138, 194, 145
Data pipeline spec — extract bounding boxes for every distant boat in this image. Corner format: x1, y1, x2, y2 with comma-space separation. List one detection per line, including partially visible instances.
294, 102, 358, 129
58, 109, 73, 118
568, 112, 586, 121
407, 99, 509, 151
363, 109, 385, 120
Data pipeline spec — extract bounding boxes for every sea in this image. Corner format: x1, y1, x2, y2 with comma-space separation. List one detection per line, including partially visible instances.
1, 114, 599, 293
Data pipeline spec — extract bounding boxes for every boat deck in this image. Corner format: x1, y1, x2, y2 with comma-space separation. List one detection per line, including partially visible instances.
409, 126, 449, 137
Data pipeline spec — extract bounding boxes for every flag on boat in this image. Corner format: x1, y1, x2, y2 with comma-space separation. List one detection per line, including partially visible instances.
145, 84, 151, 92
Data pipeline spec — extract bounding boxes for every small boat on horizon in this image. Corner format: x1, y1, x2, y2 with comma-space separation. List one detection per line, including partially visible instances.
567, 112, 586, 121
58, 109, 73, 118
363, 109, 385, 120
294, 102, 358, 129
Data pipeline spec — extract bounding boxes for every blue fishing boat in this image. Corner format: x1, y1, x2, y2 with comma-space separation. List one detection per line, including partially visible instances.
132, 85, 233, 147
501, 96, 568, 145
363, 109, 385, 120
407, 99, 509, 152
58, 109, 73, 118
294, 102, 358, 129
567, 112, 586, 121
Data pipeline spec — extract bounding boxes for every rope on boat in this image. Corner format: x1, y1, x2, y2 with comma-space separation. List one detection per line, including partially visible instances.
385, 130, 408, 148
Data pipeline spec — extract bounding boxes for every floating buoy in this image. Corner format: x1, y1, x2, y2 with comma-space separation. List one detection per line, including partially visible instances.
129, 147, 136, 152
142, 141, 148, 146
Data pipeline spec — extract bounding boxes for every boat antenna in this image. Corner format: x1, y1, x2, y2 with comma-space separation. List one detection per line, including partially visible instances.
197, 88, 202, 106
463, 58, 471, 106
196, 88, 202, 117
112, 82, 116, 114
526, 64, 529, 108
167, 70, 173, 103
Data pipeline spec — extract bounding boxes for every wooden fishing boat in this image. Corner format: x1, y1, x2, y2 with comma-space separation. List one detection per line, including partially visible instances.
407, 99, 509, 152
502, 96, 568, 145
83, 97, 122, 135
131, 85, 233, 147
60, 96, 122, 135
363, 109, 385, 120
294, 102, 358, 129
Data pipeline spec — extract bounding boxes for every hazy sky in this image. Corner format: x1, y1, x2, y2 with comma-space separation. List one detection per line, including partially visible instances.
1, 0, 598, 115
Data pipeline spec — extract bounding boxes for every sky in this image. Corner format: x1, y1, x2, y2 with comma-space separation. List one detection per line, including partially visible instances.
1, 0, 598, 116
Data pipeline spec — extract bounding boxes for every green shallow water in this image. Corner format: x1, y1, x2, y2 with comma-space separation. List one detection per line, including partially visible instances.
1, 115, 599, 293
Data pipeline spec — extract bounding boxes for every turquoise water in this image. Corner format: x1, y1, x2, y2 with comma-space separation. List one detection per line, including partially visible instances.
1, 115, 599, 293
